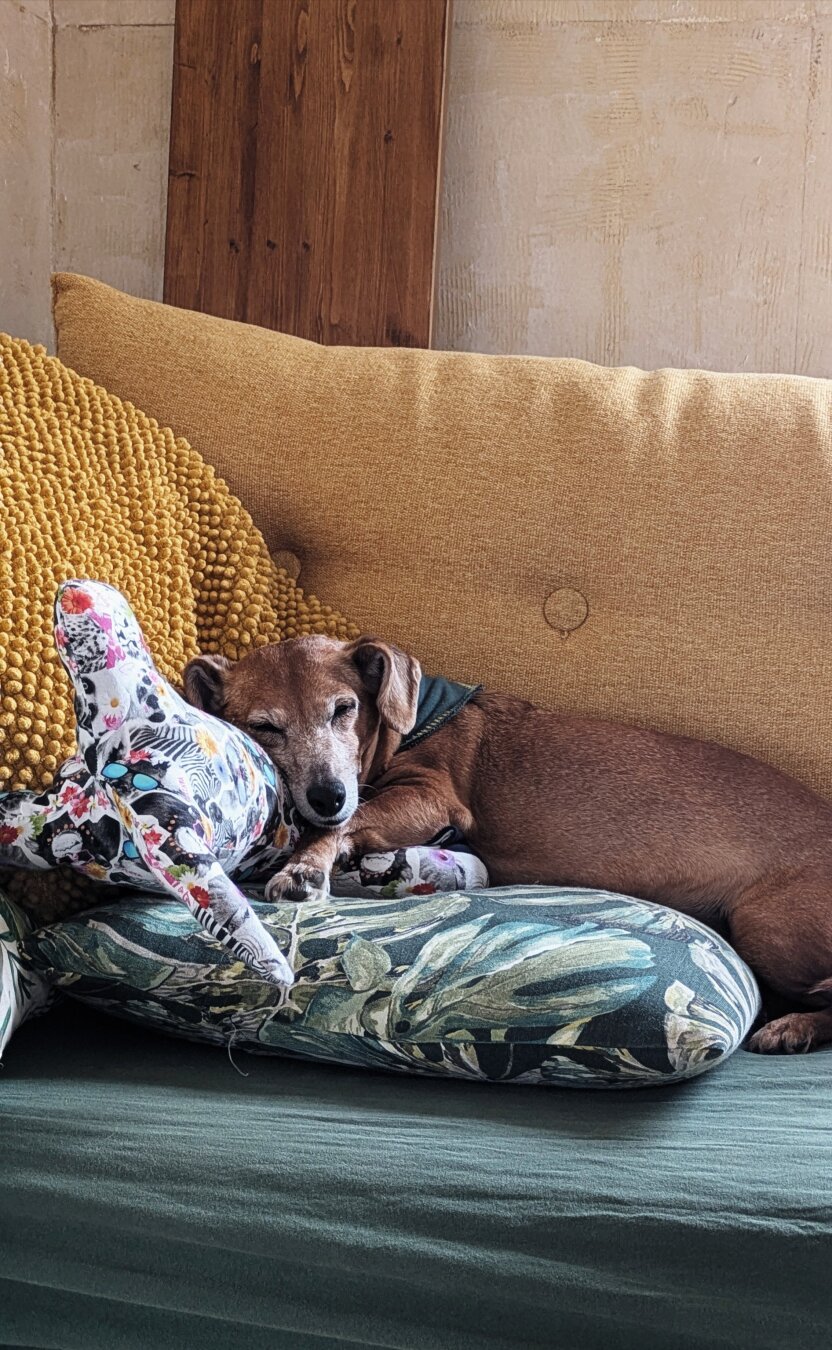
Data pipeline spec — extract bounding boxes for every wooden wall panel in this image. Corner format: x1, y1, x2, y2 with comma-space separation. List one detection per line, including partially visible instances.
165, 0, 449, 347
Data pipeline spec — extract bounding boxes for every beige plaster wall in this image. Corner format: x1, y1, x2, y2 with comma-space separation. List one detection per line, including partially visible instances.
3, 0, 832, 374
436, 0, 832, 374
1, 1, 53, 346
0, 0, 174, 350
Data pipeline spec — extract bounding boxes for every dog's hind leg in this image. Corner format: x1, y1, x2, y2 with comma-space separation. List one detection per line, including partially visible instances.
729, 876, 832, 1054
747, 1004, 832, 1054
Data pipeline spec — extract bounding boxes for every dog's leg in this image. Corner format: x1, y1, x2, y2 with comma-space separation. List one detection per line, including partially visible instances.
267, 780, 470, 904
265, 826, 341, 904
345, 782, 472, 854
747, 1006, 832, 1054
729, 880, 832, 1054
112, 790, 294, 987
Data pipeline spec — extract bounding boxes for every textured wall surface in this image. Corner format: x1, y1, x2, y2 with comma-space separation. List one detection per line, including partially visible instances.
53, 0, 175, 303
436, 0, 832, 374
1, 1, 53, 346
0, 0, 174, 349
4, 0, 832, 372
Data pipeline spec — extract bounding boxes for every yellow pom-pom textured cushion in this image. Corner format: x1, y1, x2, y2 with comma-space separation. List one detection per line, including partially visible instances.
0, 334, 356, 793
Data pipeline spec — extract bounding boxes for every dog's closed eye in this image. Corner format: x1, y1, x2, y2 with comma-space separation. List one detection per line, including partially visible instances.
249, 718, 286, 740
331, 700, 357, 724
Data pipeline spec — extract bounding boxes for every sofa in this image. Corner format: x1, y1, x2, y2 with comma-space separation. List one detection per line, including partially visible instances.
1, 273, 831, 1349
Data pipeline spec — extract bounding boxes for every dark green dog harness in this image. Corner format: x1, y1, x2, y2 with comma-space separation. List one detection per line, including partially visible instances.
399, 674, 481, 752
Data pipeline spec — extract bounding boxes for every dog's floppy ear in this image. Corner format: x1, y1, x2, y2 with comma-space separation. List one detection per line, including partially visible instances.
348, 637, 421, 736
183, 654, 232, 714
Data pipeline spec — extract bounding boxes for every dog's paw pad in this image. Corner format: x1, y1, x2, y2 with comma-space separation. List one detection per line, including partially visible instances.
266, 864, 329, 905
747, 1013, 817, 1055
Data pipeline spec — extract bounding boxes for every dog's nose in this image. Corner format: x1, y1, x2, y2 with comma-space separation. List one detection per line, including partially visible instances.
306, 778, 347, 819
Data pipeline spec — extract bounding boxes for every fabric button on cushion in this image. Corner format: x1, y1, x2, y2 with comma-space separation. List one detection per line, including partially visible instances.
544, 587, 589, 634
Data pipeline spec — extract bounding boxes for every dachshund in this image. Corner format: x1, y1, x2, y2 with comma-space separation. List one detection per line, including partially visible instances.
185, 635, 832, 1054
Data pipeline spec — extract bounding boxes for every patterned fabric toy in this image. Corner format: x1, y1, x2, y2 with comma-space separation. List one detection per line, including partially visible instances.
0, 582, 487, 986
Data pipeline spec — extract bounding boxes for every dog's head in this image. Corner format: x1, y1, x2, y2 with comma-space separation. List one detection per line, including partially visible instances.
183, 635, 421, 828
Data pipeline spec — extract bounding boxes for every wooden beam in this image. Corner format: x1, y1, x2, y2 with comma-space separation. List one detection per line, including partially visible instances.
165, 0, 449, 347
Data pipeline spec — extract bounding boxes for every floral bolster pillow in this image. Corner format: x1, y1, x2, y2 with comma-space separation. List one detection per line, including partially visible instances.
23, 883, 760, 1088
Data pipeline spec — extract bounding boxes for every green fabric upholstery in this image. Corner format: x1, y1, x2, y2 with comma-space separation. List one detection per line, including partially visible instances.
0, 1002, 830, 1350
0, 893, 52, 1059
23, 887, 759, 1087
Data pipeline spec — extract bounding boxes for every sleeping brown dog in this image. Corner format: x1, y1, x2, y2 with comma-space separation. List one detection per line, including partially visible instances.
185, 636, 832, 1056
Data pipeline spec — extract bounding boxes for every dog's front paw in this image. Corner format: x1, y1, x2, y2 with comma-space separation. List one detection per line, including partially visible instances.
265, 863, 330, 905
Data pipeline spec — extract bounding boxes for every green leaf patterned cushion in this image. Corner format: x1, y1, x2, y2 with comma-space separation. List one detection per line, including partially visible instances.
23, 886, 760, 1088
0, 890, 55, 1060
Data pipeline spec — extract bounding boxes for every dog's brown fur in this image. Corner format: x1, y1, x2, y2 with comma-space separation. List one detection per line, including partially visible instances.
185, 635, 832, 1055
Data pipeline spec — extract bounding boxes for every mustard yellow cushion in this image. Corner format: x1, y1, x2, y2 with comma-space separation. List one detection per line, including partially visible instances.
53, 273, 832, 803
0, 332, 355, 795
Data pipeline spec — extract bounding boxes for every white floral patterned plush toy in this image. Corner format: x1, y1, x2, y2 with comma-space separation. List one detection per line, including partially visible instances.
0, 581, 487, 986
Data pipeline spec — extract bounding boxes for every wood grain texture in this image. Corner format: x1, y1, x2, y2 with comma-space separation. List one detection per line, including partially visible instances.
165, 0, 448, 346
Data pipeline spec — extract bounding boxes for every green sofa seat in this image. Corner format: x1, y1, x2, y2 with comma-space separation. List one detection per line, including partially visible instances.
1, 1003, 829, 1350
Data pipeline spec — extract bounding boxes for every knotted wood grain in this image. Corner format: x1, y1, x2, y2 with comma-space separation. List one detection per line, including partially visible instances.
165, 0, 449, 347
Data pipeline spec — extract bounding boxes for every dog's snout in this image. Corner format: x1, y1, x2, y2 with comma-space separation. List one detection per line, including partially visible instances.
306, 778, 347, 820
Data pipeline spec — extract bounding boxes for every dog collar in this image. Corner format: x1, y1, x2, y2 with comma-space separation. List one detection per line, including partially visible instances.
398, 674, 481, 751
